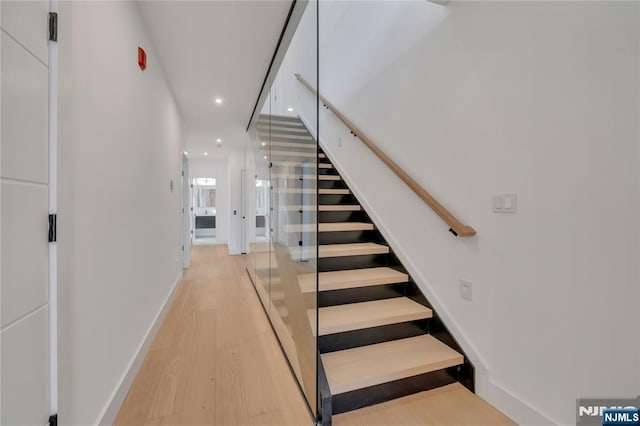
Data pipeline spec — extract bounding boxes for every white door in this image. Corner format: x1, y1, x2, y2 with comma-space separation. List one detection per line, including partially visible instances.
0, 1, 53, 424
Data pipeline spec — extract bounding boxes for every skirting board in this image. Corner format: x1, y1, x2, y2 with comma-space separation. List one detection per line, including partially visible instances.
97, 273, 183, 425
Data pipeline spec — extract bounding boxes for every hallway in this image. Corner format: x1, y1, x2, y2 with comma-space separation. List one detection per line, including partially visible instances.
114, 246, 311, 425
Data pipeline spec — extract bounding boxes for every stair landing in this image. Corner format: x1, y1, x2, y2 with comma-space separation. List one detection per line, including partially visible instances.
333, 382, 515, 426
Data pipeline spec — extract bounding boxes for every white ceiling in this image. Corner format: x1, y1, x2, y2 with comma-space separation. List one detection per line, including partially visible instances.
137, 0, 292, 159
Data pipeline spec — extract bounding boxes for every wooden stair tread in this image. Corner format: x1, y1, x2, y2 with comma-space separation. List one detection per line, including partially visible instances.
321, 335, 463, 395
270, 150, 318, 157
299, 267, 409, 293
269, 141, 316, 149
319, 175, 341, 181
258, 133, 313, 141
319, 188, 350, 195
333, 383, 516, 425
319, 242, 389, 258
320, 222, 373, 232
312, 297, 432, 336
258, 116, 303, 125
320, 205, 360, 211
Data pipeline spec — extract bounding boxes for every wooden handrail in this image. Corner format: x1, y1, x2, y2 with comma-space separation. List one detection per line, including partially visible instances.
295, 73, 476, 237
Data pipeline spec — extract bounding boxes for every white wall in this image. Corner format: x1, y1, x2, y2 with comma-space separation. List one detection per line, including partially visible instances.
190, 158, 229, 244
57, 1, 186, 424
282, 1, 640, 424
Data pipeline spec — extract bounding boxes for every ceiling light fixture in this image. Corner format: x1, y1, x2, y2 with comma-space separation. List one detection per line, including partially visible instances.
264, 156, 267, 160
261, 142, 266, 146
204, 152, 208, 156
183, 151, 188, 156
287, 107, 294, 112
216, 138, 222, 143
214, 98, 223, 104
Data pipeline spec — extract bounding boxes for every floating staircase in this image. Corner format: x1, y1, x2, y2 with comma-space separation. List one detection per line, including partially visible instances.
253, 115, 475, 424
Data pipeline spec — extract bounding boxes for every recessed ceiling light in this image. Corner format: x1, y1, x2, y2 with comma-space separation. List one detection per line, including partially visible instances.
183, 151, 188, 156
263, 156, 267, 160
261, 142, 266, 146
216, 138, 222, 143
214, 98, 223, 104
204, 152, 208, 156
287, 107, 294, 112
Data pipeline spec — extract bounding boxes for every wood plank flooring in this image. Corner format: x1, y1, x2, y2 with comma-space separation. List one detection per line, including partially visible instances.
115, 245, 514, 426
334, 383, 516, 426
114, 245, 312, 426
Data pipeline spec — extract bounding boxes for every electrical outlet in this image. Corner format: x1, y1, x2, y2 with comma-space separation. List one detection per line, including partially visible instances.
460, 280, 472, 302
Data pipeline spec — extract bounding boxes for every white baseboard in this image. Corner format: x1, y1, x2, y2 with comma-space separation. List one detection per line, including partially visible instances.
479, 376, 558, 425
97, 273, 183, 425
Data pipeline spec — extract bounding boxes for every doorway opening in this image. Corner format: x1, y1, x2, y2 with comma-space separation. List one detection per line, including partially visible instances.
192, 177, 218, 245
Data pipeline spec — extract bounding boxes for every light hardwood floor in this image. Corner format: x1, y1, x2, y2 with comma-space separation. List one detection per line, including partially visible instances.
115, 245, 514, 426
114, 245, 312, 426
334, 383, 515, 426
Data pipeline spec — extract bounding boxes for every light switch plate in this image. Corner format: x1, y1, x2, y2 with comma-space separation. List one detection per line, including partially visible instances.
460, 280, 472, 302
493, 193, 517, 213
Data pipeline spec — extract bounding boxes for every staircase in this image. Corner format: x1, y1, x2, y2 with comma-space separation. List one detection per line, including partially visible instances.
255, 115, 475, 424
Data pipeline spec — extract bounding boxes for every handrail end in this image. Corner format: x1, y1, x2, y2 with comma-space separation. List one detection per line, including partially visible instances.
450, 226, 476, 238
457, 226, 477, 237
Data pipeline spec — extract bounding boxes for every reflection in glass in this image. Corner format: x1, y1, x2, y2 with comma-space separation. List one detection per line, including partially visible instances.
246, 0, 319, 420
192, 177, 216, 245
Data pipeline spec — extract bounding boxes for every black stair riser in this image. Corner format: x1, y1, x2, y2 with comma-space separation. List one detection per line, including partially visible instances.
318, 168, 340, 175
318, 211, 367, 223
319, 254, 389, 272
318, 180, 348, 190
319, 230, 378, 245
319, 319, 429, 353
331, 368, 460, 415
318, 283, 405, 307
319, 194, 358, 205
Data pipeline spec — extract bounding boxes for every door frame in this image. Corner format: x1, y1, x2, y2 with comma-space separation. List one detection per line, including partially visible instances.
48, 0, 59, 417
241, 169, 247, 254
181, 153, 190, 268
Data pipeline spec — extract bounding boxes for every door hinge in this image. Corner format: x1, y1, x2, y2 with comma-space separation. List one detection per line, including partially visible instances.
48, 214, 57, 242
48, 414, 58, 426
298, 240, 303, 246
49, 12, 58, 42
182, 245, 184, 251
